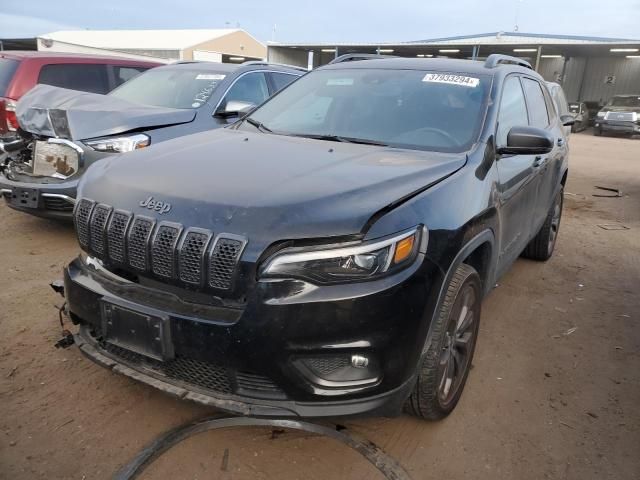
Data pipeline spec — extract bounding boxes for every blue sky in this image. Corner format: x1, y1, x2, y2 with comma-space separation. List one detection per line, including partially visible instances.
2, 0, 639, 42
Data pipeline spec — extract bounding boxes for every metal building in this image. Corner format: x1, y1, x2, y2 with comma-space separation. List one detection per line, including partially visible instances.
36, 29, 267, 64
268, 32, 640, 104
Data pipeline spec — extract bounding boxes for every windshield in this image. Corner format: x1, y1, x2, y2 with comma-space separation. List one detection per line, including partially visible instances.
607, 96, 640, 108
109, 68, 228, 109
247, 68, 490, 153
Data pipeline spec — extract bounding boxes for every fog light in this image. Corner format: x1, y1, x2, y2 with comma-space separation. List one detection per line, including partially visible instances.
351, 355, 369, 368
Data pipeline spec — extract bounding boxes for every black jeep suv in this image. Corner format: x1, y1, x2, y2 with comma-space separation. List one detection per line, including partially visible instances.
63, 54, 570, 420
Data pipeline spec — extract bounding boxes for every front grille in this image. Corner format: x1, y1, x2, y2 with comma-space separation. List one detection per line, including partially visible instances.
209, 238, 244, 289
43, 197, 74, 212
76, 199, 245, 292
103, 343, 232, 394
89, 204, 112, 255
100, 340, 285, 399
128, 217, 154, 270
75, 199, 94, 248
179, 230, 211, 285
606, 112, 635, 121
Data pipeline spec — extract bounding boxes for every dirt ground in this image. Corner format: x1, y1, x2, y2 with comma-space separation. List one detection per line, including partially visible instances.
0, 132, 638, 479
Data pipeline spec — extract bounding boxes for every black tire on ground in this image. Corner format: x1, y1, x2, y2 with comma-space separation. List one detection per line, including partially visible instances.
522, 186, 564, 261
405, 263, 482, 421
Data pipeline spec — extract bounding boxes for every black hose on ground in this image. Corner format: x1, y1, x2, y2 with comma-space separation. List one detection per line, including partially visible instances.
114, 416, 412, 480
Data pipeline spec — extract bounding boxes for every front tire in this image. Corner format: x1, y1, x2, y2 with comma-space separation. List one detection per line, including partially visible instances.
522, 186, 563, 261
405, 263, 482, 420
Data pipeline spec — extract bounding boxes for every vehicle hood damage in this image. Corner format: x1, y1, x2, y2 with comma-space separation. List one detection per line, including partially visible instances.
79, 128, 466, 254
16, 85, 196, 140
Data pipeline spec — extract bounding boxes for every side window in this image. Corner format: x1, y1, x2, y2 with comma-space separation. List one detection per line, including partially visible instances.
497, 76, 529, 146
113, 66, 147, 87
38, 64, 110, 94
270, 72, 299, 92
522, 78, 550, 128
222, 72, 269, 107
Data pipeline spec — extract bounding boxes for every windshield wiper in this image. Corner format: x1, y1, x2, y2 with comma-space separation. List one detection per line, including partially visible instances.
245, 117, 273, 133
288, 133, 388, 146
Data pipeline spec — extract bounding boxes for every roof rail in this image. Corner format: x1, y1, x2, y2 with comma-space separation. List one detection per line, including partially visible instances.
484, 54, 532, 70
328, 53, 397, 65
241, 60, 308, 72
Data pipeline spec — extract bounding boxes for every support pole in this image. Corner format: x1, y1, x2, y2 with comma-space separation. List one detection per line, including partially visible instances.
535, 46, 541, 72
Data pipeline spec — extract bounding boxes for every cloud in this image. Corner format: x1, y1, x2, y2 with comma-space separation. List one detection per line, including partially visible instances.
0, 13, 78, 38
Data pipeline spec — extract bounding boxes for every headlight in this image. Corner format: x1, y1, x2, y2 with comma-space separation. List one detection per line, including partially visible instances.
596, 111, 606, 118
84, 133, 150, 153
260, 227, 424, 284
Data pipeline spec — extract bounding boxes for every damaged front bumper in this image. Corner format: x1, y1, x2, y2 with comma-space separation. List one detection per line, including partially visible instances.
63, 252, 442, 418
0, 173, 78, 220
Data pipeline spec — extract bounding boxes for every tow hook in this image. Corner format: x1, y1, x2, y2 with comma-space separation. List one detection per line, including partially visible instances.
51, 280, 75, 349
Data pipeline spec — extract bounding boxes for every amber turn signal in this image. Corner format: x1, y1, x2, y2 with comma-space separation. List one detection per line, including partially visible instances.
393, 235, 415, 264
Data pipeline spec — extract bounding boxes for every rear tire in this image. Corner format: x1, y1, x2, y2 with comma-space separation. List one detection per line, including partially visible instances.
405, 263, 482, 420
522, 186, 563, 261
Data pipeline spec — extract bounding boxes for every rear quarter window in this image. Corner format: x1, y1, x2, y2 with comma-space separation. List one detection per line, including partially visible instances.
38, 63, 110, 94
0, 58, 20, 96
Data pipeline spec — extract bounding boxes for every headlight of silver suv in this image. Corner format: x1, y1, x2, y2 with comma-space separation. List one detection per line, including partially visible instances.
260, 227, 424, 284
84, 133, 150, 153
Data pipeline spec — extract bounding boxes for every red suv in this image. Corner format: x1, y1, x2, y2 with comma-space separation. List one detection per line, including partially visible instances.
0, 51, 160, 138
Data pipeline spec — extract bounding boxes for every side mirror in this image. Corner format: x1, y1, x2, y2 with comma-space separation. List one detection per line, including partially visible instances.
497, 126, 554, 155
560, 114, 575, 127
215, 100, 256, 118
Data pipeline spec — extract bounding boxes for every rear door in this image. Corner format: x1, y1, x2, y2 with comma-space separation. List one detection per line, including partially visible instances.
523, 78, 566, 224
495, 75, 540, 274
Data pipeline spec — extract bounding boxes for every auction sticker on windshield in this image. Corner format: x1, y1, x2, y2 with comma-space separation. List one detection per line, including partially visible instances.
196, 74, 226, 80
422, 73, 479, 88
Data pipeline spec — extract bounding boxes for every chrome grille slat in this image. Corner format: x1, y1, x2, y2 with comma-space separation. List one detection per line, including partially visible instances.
209, 237, 244, 289
128, 217, 155, 271
89, 204, 112, 256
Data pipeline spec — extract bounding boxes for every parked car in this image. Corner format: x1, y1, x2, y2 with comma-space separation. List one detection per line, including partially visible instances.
0, 61, 303, 219
0, 51, 159, 140
568, 102, 589, 132
593, 94, 640, 137
62, 54, 570, 420
546, 81, 571, 137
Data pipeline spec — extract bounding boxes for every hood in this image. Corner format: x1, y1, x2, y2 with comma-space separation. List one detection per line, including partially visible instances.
80, 129, 467, 256
16, 85, 196, 140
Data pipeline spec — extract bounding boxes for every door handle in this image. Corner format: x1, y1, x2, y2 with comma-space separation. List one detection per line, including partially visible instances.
557, 138, 565, 147
533, 156, 547, 168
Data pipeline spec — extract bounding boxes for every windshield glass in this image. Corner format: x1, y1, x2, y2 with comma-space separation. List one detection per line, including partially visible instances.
607, 96, 640, 108
109, 68, 228, 109
247, 68, 491, 153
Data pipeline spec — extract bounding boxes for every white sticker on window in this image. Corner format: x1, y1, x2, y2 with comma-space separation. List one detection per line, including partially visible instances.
326, 78, 354, 86
196, 74, 226, 80
422, 73, 479, 88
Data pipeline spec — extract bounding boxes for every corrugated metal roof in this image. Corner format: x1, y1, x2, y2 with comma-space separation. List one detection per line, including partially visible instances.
271, 32, 640, 48
409, 32, 640, 44
39, 29, 242, 51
